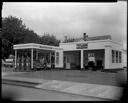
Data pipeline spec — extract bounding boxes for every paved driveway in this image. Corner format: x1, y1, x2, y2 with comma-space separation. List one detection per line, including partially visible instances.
4, 70, 127, 87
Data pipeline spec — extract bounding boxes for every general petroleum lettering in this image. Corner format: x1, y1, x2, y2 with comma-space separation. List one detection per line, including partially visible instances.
76, 43, 88, 49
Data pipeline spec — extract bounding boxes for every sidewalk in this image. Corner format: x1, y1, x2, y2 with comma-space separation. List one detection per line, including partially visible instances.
2, 75, 123, 101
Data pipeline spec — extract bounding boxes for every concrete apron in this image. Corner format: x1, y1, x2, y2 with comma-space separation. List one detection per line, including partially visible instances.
2, 76, 123, 100
35, 80, 123, 100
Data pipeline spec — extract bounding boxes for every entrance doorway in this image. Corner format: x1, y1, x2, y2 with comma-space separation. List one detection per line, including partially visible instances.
84, 49, 104, 70
63, 56, 70, 69
96, 60, 103, 70
63, 51, 80, 69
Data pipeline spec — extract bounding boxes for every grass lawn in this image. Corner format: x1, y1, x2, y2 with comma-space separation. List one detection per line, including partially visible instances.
5, 69, 127, 87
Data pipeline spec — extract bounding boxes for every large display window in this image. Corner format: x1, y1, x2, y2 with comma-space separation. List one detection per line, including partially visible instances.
112, 50, 122, 64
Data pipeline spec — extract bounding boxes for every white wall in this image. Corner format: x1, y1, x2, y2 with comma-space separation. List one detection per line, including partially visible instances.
110, 42, 123, 50
60, 40, 124, 69
60, 40, 111, 51
55, 50, 63, 68
105, 42, 124, 69
104, 46, 112, 69
122, 50, 127, 67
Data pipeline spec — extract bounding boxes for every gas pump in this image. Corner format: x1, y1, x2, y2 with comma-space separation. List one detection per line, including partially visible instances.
26, 56, 28, 71
19, 56, 22, 71
26, 56, 31, 71
24, 56, 26, 71
17, 56, 20, 71
21, 56, 24, 71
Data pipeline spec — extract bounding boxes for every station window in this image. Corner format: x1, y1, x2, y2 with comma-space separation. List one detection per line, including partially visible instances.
51, 52, 55, 56
116, 51, 118, 63
88, 53, 90, 57
88, 53, 94, 57
92, 53, 94, 57
56, 52, 59, 56
67, 57, 69, 63
112, 50, 121, 63
112, 50, 114, 63
119, 51, 122, 63
56, 52, 59, 65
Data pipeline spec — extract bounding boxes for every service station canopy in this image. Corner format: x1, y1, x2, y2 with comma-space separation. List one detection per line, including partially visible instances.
13, 43, 63, 51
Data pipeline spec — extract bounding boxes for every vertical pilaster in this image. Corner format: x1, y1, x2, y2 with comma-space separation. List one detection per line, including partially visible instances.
55, 51, 56, 68
81, 50, 84, 69
61, 51, 63, 68
15, 50, 17, 68
50, 52, 51, 68
105, 45, 112, 69
31, 48, 33, 69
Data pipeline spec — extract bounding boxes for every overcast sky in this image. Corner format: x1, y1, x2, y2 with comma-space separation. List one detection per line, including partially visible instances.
2, 2, 127, 49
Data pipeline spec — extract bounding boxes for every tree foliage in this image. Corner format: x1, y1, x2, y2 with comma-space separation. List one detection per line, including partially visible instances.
40, 33, 60, 46
63, 36, 76, 43
2, 16, 40, 44
1, 38, 13, 59
2, 16, 26, 44
21, 28, 40, 43
1, 16, 60, 59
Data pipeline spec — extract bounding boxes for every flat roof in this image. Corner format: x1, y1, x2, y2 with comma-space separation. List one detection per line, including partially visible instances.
60, 39, 123, 46
13, 43, 63, 51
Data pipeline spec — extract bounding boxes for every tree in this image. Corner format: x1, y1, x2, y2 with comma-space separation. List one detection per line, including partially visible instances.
1, 16, 40, 59
2, 16, 26, 44
2, 15, 61, 59
2, 16, 41, 44
40, 33, 60, 46
1, 38, 13, 59
21, 28, 40, 43
63, 36, 75, 43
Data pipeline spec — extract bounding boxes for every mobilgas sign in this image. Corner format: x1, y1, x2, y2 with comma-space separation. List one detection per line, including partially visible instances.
39, 45, 52, 49
76, 43, 88, 49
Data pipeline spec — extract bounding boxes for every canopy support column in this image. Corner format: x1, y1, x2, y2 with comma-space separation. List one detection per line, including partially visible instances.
50, 52, 51, 68
31, 48, 33, 69
81, 50, 84, 69
15, 50, 17, 69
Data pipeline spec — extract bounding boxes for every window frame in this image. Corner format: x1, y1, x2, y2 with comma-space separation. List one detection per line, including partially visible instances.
112, 50, 115, 63
56, 52, 59, 65
119, 51, 122, 63
116, 51, 118, 63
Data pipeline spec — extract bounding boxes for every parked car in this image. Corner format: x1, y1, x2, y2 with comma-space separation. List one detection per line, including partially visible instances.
2, 59, 14, 68
84, 61, 96, 71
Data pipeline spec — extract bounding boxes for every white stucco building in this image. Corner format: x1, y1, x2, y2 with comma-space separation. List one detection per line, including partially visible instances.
13, 43, 63, 71
122, 50, 127, 68
13, 34, 126, 71
60, 34, 125, 70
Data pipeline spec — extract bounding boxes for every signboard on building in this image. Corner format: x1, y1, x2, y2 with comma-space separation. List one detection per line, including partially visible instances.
88, 53, 95, 62
76, 43, 88, 49
88, 57, 95, 62
39, 45, 52, 49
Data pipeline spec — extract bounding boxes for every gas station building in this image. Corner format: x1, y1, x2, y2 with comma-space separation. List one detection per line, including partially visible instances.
13, 34, 126, 71
13, 43, 63, 71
